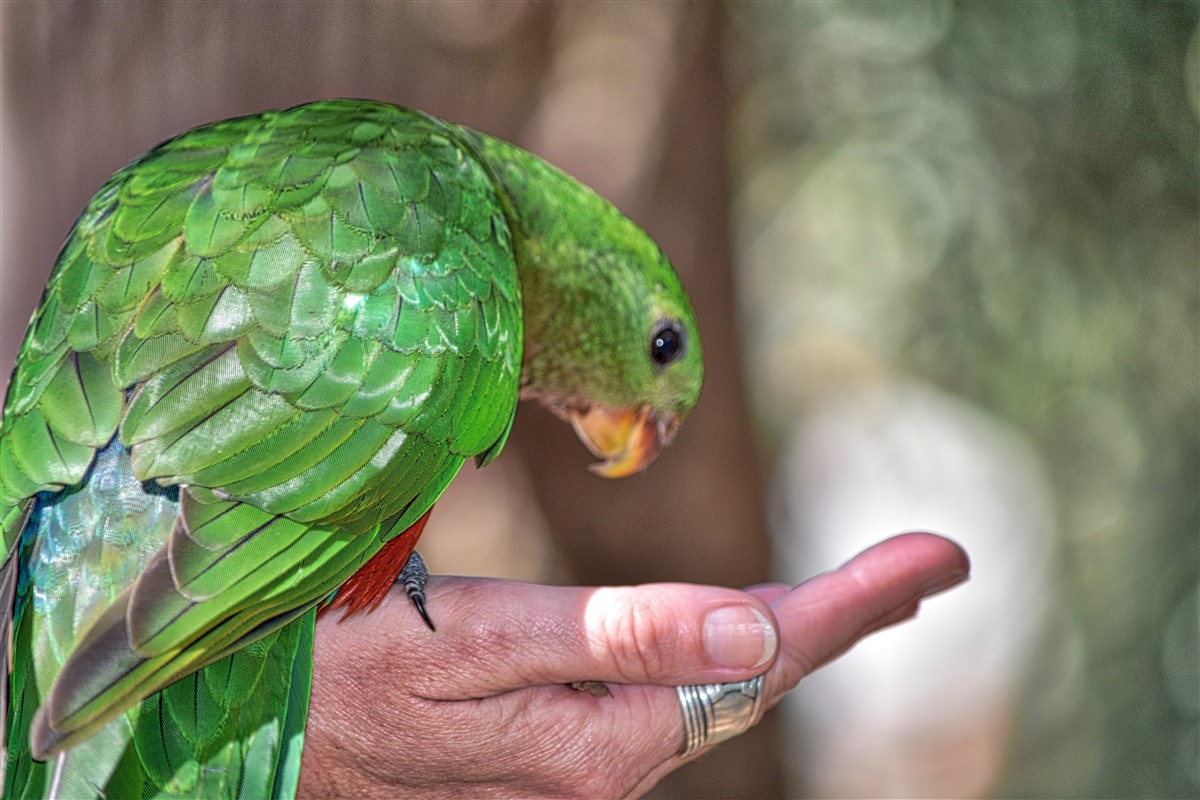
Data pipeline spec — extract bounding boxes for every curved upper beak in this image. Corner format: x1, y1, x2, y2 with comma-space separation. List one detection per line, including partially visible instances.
566, 405, 679, 478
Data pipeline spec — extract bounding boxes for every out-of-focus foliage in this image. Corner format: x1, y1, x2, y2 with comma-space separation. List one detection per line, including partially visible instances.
731, 1, 1198, 797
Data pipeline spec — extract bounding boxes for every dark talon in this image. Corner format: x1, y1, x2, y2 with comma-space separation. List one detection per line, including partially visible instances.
409, 590, 435, 632
399, 551, 436, 631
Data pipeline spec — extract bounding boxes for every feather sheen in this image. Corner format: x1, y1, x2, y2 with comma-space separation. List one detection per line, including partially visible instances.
1, 101, 524, 798
0, 98, 706, 800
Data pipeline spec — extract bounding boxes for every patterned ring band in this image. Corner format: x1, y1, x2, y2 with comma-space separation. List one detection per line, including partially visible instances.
676, 674, 767, 757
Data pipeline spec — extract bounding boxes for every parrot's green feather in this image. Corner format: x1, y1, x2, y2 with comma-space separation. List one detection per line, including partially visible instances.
2, 101, 523, 797
2, 98, 702, 799
36, 353, 124, 449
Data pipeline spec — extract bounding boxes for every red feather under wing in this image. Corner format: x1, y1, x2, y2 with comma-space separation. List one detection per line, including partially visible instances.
321, 508, 434, 619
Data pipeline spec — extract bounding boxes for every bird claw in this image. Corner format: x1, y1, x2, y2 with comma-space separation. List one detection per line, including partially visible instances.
398, 551, 435, 631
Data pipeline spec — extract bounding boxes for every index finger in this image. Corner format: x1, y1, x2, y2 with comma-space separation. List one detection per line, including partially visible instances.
764, 532, 969, 700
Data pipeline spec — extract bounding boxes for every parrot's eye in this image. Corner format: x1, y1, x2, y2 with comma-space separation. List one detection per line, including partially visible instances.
649, 321, 685, 366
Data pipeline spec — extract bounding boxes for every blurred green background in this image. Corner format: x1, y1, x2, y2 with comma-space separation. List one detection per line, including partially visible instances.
2, 2, 1196, 798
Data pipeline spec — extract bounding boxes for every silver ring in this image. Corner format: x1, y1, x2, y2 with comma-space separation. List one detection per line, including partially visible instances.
676, 674, 766, 756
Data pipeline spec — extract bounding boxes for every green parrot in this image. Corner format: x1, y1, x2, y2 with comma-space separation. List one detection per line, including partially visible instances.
0, 99, 702, 798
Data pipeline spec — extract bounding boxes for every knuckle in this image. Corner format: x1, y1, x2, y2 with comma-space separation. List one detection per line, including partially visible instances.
597, 590, 676, 681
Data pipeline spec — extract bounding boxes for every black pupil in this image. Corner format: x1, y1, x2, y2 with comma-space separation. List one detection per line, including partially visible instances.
650, 324, 683, 365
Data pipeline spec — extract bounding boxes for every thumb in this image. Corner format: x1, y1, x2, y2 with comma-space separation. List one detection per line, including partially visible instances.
317, 577, 780, 699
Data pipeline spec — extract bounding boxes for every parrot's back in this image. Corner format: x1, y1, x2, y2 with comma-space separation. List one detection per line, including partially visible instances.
1, 97, 704, 799
0, 100, 525, 798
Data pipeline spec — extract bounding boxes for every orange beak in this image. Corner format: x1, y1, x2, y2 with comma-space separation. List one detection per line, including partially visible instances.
566, 405, 678, 478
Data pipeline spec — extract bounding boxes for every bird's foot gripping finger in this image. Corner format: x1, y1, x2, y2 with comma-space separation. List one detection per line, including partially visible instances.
399, 551, 436, 631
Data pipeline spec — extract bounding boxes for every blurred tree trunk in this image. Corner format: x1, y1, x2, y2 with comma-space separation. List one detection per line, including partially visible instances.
1, 2, 780, 797
504, 5, 780, 797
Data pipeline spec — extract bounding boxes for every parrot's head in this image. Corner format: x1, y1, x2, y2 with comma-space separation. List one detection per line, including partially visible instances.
496, 156, 704, 478
524, 242, 702, 478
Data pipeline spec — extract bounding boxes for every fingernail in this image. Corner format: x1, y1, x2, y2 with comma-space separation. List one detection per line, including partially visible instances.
704, 605, 777, 670
919, 571, 970, 599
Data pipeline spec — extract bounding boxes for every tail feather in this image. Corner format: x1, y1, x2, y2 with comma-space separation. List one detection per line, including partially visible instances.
5, 440, 318, 799
1, 498, 35, 790
0, 549, 19, 787
7, 611, 316, 799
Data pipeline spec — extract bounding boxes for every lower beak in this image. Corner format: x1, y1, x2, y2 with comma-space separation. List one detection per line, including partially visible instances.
566, 405, 678, 478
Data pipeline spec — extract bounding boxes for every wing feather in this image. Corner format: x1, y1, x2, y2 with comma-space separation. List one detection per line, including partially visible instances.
3, 100, 523, 768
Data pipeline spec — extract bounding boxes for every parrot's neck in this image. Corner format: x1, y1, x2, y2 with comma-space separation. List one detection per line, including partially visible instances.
466, 132, 661, 408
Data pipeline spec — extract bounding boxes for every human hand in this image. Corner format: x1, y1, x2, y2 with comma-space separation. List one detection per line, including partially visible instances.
297, 532, 969, 798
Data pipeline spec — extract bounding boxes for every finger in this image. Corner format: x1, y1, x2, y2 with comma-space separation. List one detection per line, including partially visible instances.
306, 634, 692, 797
316, 578, 781, 699
310, 580, 775, 797
744, 583, 791, 603
764, 532, 969, 701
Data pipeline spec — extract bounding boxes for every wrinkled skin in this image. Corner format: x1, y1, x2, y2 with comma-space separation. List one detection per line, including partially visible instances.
299, 532, 969, 799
